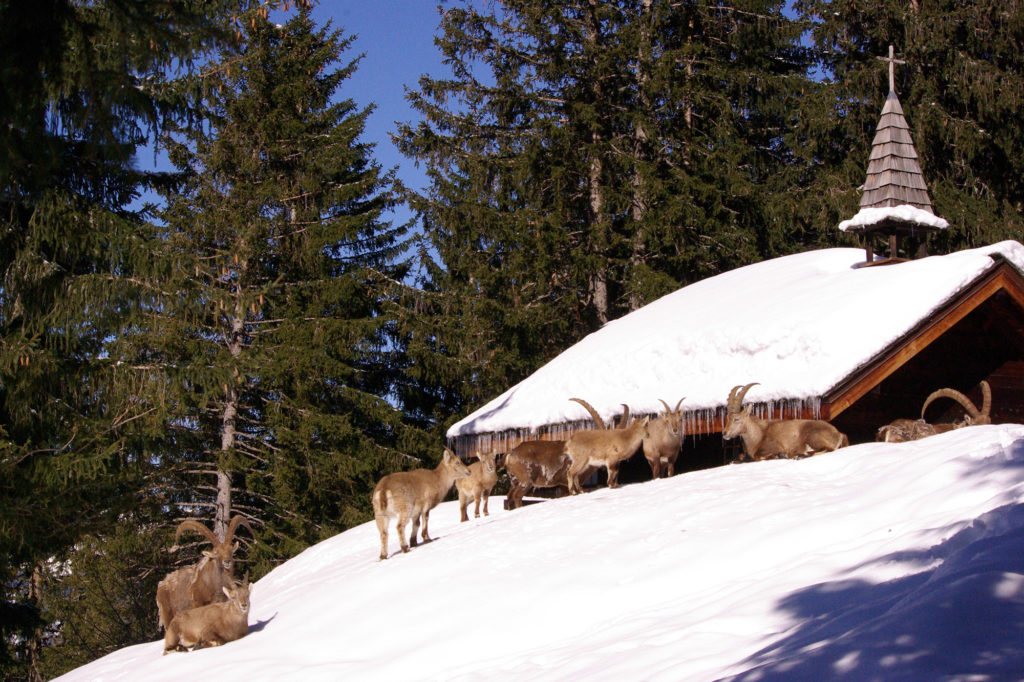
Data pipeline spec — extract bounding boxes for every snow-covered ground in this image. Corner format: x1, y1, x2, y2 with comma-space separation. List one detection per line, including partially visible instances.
59, 424, 1024, 681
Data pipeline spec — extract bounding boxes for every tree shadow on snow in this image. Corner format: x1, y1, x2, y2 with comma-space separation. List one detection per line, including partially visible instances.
724, 474, 1024, 680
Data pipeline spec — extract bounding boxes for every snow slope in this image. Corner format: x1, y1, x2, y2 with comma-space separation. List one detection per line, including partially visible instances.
58, 424, 1024, 681
448, 241, 1024, 438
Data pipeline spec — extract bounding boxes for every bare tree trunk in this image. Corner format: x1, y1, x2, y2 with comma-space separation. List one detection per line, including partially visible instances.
27, 563, 43, 682
216, 250, 247, 541
585, 0, 609, 325
628, 0, 653, 312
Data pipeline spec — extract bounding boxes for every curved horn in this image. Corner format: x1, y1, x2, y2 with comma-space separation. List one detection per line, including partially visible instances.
728, 383, 758, 413
175, 519, 217, 546
921, 387, 979, 421
673, 397, 685, 414
618, 403, 631, 429
658, 399, 671, 415
979, 381, 992, 422
224, 514, 254, 546
570, 397, 606, 429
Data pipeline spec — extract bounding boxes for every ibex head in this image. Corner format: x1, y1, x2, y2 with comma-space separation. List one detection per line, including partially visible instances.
175, 515, 253, 576
921, 380, 991, 426
475, 450, 497, 475
723, 383, 758, 439
657, 398, 686, 436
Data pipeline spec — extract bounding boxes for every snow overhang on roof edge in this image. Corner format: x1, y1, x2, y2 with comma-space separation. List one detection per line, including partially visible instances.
839, 205, 949, 232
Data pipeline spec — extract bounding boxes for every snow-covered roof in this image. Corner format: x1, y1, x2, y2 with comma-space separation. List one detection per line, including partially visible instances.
448, 240, 1024, 439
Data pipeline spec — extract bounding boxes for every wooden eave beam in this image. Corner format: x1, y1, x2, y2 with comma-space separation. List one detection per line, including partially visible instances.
823, 260, 1024, 419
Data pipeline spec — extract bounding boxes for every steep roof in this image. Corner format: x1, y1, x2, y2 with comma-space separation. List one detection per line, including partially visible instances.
447, 241, 1024, 440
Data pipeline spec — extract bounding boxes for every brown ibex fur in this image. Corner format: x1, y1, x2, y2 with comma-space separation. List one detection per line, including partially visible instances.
156, 515, 253, 631
878, 381, 992, 443
643, 398, 685, 478
504, 440, 575, 508
566, 398, 650, 493
372, 448, 471, 560
456, 451, 499, 522
163, 575, 250, 654
723, 383, 847, 462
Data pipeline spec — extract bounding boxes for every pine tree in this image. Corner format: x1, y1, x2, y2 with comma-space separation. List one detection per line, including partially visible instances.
794, 0, 1024, 250
394, 0, 812, 424
146, 7, 428, 570
0, 2, 258, 677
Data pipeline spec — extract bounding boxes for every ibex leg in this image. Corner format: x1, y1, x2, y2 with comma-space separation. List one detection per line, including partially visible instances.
375, 514, 390, 560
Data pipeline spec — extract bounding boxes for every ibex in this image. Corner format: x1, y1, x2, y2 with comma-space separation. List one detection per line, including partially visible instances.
723, 383, 848, 461
372, 447, 471, 560
504, 440, 574, 509
164, 575, 250, 654
456, 451, 499, 522
878, 381, 992, 443
566, 397, 650, 494
156, 515, 253, 631
643, 398, 685, 478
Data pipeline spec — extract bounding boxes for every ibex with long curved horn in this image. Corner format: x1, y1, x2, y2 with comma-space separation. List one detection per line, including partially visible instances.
877, 381, 992, 443
922, 381, 991, 425
723, 383, 847, 462
566, 398, 650, 493
156, 515, 254, 631
643, 398, 685, 478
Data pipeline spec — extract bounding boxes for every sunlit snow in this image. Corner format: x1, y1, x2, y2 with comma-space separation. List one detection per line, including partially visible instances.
58, 424, 1024, 681
449, 241, 1024, 438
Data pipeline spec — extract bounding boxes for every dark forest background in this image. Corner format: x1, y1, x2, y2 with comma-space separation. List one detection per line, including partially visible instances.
2, 1, 1021, 678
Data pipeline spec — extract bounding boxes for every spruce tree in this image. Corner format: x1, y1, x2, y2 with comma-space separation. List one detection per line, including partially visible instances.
794, 0, 1024, 250
395, 1, 812, 424
0, 2, 259, 677
148, 7, 426, 570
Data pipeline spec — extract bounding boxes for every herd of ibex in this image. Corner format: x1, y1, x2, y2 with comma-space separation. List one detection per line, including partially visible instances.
153, 378, 996, 653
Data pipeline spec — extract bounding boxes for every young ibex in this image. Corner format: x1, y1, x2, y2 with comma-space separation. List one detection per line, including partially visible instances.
372, 448, 471, 560
723, 383, 848, 461
566, 398, 650, 494
643, 398, 685, 478
156, 515, 253, 631
504, 440, 574, 509
878, 381, 992, 443
163, 575, 250, 654
456, 451, 499, 522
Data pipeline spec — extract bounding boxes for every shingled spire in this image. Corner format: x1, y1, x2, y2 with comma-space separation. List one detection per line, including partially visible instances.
839, 46, 948, 265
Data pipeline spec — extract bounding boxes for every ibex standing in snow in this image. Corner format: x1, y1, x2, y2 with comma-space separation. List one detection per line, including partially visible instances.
505, 440, 573, 508
643, 398, 685, 478
372, 448, 471, 560
565, 398, 650, 494
456, 451, 499, 522
723, 383, 847, 461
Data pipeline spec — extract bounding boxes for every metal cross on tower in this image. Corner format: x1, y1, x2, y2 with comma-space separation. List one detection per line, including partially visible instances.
876, 44, 906, 94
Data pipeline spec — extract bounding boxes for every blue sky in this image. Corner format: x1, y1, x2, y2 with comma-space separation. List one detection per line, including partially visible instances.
313, 1, 450, 228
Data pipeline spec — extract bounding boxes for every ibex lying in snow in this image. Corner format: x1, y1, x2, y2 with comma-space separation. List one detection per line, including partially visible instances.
566, 398, 650, 493
456, 451, 499, 522
163, 575, 250, 654
156, 515, 253, 631
643, 398, 685, 478
723, 383, 848, 461
877, 381, 992, 443
372, 448, 471, 560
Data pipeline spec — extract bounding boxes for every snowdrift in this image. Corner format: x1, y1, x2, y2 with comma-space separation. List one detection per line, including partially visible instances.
59, 424, 1024, 681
